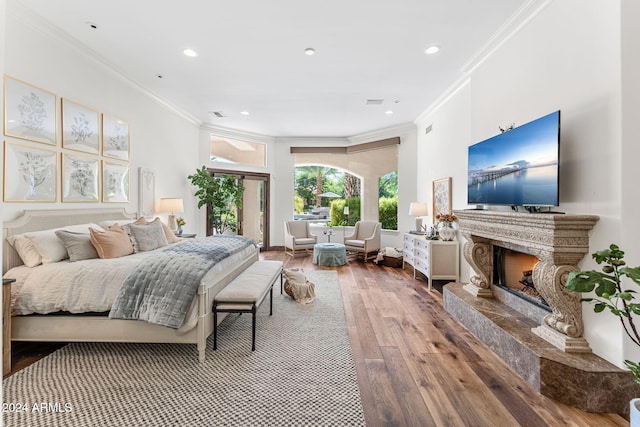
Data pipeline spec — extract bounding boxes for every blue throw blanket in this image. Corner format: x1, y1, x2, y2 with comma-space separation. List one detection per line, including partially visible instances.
109, 235, 255, 328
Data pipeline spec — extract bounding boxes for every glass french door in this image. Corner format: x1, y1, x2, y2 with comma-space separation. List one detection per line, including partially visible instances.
207, 169, 270, 250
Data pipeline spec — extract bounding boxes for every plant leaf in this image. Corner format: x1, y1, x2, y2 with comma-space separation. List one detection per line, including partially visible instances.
621, 267, 640, 286
624, 360, 640, 384
566, 270, 617, 295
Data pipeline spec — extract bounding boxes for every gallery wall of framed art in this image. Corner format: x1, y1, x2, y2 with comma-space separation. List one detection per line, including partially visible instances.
3, 74, 131, 204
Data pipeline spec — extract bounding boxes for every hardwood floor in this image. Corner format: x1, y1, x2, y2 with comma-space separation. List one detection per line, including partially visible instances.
264, 251, 627, 427
7, 251, 628, 426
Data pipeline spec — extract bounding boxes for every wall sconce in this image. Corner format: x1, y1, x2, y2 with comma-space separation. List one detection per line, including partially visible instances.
159, 198, 184, 232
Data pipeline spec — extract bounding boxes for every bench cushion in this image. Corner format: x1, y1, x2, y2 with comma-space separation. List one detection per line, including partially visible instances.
215, 260, 282, 304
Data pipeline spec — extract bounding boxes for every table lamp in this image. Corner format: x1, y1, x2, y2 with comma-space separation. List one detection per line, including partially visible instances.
159, 198, 184, 232
409, 202, 428, 234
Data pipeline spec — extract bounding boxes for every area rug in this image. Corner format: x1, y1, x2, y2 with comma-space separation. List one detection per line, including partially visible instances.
2, 270, 365, 427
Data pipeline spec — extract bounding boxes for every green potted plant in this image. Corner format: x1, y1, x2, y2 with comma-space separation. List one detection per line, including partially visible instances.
565, 244, 640, 420
187, 166, 244, 235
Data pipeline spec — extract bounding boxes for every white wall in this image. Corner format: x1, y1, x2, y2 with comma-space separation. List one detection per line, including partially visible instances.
2, 4, 201, 228
0, 0, 7, 391
415, 0, 633, 366
621, 0, 640, 364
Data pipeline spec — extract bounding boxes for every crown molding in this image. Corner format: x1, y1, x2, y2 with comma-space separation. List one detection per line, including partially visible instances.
274, 136, 349, 145
461, 0, 552, 75
201, 123, 275, 145
347, 122, 416, 144
414, 76, 470, 124
414, 0, 552, 124
7, 1, 202, 127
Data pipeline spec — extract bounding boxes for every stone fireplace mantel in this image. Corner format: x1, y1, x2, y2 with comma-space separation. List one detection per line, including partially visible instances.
444, 210, 640, 416
452, 209, 599, 352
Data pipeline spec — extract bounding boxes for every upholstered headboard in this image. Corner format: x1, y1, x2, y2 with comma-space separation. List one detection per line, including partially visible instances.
3, 208, 136, 274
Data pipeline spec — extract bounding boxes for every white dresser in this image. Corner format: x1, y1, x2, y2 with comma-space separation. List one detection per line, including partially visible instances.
403, 233, 460, 291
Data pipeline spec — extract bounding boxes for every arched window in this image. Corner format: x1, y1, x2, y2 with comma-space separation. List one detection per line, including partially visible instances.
291, 137, 399, 230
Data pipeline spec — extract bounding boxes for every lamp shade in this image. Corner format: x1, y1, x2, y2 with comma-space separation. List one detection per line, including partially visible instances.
159, 198, 184, 214
409, 202, 428, 217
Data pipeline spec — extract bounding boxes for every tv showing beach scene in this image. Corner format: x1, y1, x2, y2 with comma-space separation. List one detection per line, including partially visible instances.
467, 111, 560, 207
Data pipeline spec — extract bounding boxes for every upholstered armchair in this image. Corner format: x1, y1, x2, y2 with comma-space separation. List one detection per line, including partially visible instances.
284, 221, 317, 257
344, 221, 381, 262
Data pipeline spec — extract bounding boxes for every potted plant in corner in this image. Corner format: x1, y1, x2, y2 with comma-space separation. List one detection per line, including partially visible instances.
565, 244, 640, 421
187, 166, 244, 235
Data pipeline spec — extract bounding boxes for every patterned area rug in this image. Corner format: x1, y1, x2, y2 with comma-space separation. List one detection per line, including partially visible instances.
3, 270, 365, 427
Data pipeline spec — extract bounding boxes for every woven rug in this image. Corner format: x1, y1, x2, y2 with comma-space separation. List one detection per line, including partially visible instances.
3, 270, 365, 427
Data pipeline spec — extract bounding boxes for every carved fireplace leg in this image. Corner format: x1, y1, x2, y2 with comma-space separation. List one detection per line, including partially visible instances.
462, 240, 493, 297
531, 262, 592, 353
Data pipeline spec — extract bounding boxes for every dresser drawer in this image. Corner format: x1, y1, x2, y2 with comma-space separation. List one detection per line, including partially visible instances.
415, 246, 429, 260
414, 238, 430, 250
403, 252, 414, 264
414, 258, 430, 275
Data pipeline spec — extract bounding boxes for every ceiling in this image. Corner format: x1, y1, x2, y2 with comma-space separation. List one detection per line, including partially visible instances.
14, 0, 526, 138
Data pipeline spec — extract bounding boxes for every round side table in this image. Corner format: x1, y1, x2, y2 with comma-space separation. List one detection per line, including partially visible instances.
313, 243, 347, 266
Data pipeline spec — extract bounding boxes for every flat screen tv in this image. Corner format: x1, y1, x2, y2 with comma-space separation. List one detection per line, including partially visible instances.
467, 110, 560, 207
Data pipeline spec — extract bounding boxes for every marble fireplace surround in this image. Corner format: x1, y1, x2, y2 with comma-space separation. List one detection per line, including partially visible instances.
443, 210, 640, 415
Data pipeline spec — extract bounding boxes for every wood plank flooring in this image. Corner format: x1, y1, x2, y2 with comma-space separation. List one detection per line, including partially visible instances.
264, 251, 628, 427
7, 250, 629, 426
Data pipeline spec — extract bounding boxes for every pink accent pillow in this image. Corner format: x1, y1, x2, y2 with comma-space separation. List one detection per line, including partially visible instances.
89, 224, 135, 259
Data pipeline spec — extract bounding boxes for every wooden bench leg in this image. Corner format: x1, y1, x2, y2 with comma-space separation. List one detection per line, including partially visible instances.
251, 303, 257, 351
213, 305, 218, 350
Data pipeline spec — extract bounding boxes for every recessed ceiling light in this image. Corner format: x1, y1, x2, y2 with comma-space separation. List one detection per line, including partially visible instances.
304, 48, 316, 56
385, 110, 393, 115
155, 74, 163, 79
240, 111, 250, 116
183, 48, 199, 57
85, 21, 99, 30
425, 45, 440, 55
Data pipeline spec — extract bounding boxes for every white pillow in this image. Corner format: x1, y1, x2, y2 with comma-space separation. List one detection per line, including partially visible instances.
25, 223, 105, 264
7, 234, 42, 267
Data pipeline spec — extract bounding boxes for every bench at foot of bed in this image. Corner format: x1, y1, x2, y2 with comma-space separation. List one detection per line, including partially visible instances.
213, 260, 283, 351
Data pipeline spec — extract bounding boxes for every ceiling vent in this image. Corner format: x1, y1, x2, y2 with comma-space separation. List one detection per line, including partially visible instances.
365, 99, 384, 105
209, 111, 226, 118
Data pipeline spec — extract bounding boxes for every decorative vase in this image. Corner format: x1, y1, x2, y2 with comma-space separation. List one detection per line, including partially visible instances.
438, 222, 456, 241
631, 398, 640, 426
177, 225, 183, 236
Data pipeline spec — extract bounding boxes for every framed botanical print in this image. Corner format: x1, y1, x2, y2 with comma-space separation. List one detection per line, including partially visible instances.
432, 177, 452, 223
138, 167, 155, 217
102, 114, 129, 160
62, 153, 99, 202
62, 98, 100, 154
4, 75, 57, 145
102, 160, 130, 202
3, 141, 58, 202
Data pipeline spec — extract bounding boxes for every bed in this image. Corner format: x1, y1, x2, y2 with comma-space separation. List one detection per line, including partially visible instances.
2, 208, 259, 362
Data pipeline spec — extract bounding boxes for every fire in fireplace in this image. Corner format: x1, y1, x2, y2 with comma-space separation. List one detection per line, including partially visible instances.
493, 247, 550, 310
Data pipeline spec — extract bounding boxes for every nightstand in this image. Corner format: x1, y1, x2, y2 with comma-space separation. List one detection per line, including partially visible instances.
3, 278, 15, 376
178, 233, 197, 239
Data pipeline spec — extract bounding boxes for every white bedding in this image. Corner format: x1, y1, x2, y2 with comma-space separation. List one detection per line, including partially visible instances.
4, 240, 257, 333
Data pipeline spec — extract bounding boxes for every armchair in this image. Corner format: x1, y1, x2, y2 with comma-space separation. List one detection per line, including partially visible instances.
344, 221, 381, 262
284, 221, 317, 257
